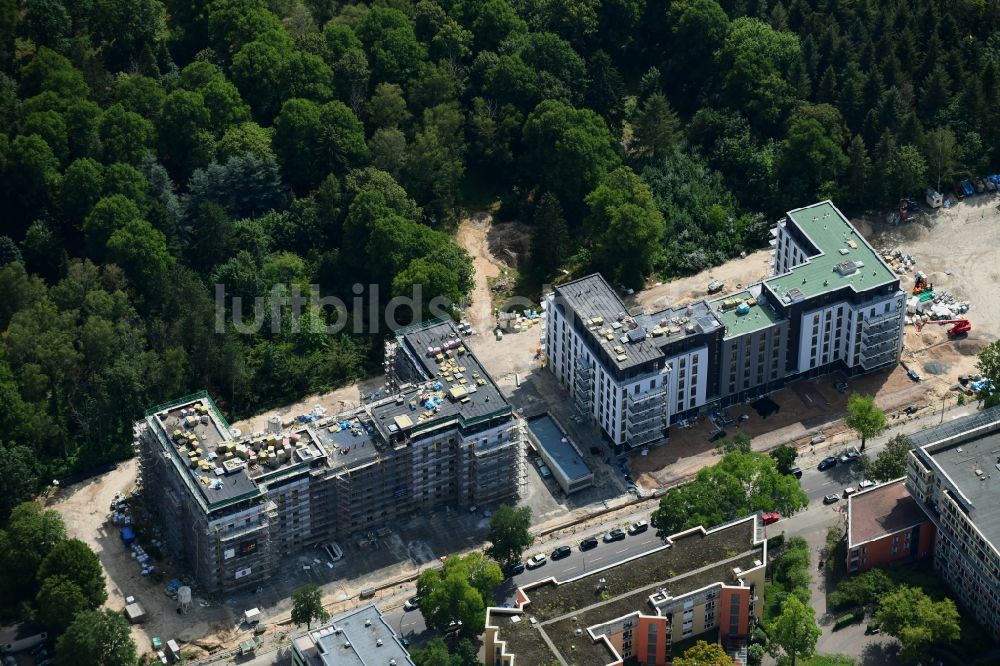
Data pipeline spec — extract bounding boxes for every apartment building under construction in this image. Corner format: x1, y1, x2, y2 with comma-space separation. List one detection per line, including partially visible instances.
136, 320, 522, 593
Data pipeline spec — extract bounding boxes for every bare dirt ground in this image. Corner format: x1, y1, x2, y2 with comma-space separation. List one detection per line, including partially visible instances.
629, 197, 1000, 491
629, 249, 773, 312
455, 213, 542, 394
46, 461, 238, 659
869, 198, 1000, 393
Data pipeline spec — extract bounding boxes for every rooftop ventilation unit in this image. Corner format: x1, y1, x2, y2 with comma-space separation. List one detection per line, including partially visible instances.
835, 260, 865, 276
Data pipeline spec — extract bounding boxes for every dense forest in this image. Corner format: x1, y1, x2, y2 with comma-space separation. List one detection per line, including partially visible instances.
0, 0, 998, 520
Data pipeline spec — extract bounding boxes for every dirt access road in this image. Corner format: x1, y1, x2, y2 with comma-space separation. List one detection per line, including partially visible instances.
455, 213, 542, 393
47, 461, 238, 659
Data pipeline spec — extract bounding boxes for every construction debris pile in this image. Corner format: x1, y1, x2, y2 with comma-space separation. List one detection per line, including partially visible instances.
906, 270, 971, 327
878, 248, 973, 331
881, 248, 917, 274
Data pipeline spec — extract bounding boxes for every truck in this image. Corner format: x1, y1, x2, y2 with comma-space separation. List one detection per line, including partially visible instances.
238, 638, 263, 656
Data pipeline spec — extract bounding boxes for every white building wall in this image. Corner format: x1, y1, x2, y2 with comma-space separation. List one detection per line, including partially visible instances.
795, 291, 904, 372
773, 223, 812, 275
664, 347, 709, 416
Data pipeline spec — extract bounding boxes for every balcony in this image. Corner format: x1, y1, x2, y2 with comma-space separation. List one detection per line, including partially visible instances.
862, 326, 898, 347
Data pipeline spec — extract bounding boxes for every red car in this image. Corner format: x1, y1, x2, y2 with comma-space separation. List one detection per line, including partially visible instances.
762, 512, 781, 525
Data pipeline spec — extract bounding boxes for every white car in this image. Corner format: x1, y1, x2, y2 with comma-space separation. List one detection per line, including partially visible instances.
843, 486, 858, 498
859, 480, 876, 490
526, 554, 547, 569
627, 520, 649, 535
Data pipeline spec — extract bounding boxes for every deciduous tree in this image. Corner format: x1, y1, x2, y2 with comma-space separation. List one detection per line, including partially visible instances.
54, 609, 136, 666
845, 393, 886, 451
768, 595, 820, 666
291, 583, 329, 629
584, 166, 664, 289
674, 640, 735, 666
485, 504, 534, 566
875, 585, 960, 661
860, 434, 911, 482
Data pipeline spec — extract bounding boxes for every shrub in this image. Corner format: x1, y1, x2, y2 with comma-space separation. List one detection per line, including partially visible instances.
832, 608, 865, 631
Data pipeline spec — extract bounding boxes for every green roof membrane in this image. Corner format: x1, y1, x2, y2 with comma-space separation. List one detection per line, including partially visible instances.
710, 289, 785, 339
765, 201, 898, 302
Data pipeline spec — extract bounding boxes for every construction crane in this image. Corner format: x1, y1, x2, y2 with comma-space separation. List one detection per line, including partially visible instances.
914, 318, 972, 337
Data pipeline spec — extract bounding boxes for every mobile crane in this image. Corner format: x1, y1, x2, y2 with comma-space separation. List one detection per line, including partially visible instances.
914, 318, 972, 337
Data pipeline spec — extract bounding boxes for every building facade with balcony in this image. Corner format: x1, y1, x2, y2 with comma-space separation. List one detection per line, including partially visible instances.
905, 407, 1000, 639
543, 200, 904, 451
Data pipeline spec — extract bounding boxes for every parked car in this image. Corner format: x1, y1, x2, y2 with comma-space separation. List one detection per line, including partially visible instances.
835, 380, 849, 393
445, 620, 463, 635
788, 466, 803, 479
627, 520, 649, 535
709, 430, 726, 443
580, 537, 599, 551
507, 561, 525, 576
847, 449, 862, 461
838, 452, 851, 464
551, 545, 572, 560
843, 486, 858, 498
404, 596, 421, 611
907, 368, 922, 382
859, 480, 876, 490
526, 554, 547, 569
762, 512, 781, 525
818, 456, 838, 471
823, 494, 840, 504
603, 528, 626, 543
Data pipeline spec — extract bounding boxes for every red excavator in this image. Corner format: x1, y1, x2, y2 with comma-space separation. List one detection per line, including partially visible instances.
915, 318, 972, 337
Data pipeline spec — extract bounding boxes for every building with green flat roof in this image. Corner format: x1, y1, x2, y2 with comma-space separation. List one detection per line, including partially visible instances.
765, 200, 898, 302
544, 200, 904, 451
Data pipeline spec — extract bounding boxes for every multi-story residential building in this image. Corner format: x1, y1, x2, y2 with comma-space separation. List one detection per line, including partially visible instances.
846, 478, 935, 574
906, 406, 1000, 638
136, 320, 522, 593
291, 605, 415, 666
544, 200, 905, 451
483, 515, 766, 666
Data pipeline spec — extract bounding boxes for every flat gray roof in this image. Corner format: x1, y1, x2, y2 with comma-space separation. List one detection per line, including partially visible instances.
371, 321, 511, 438
555, 274, 722, 372
927, 426, 1000, 548
527, 414, 592, 482
296, 605, 414, 666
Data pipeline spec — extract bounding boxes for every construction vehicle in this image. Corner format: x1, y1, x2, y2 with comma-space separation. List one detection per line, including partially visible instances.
912, 275, 933, 295
914, 318, 971, 337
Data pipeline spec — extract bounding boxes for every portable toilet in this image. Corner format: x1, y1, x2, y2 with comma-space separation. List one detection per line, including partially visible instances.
120, 526, 136, 546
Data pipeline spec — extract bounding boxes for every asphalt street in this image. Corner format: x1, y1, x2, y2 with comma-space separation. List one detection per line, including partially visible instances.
214, 399, 979, 664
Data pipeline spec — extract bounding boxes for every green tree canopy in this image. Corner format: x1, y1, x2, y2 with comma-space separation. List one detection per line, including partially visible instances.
874, 585, 960, 661
651, 451, 808, 537
522, 99, 620, 212
674, 639, 735, 666
767, 594, 820, 666
585, 166, 665, 289
845, 393, 887, 451
485, 504, 534, 566
860, 434, 911, 483
54, 609, 137, 666
0, 502, 66, 604
37, 537, 106, 608
770, 444, 798, 475
36, 576, 91, 633
417, 552, 502, 639
291, 583, 329, 629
